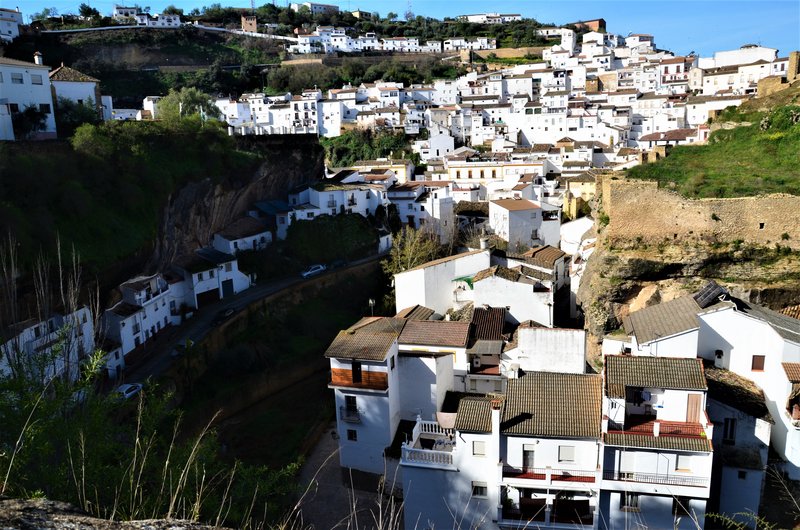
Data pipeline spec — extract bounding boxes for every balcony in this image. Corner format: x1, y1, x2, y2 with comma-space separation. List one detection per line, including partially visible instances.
327, 199, 337, 208
339, 406, 362, 423
603, 470, 709, 488
400, 418, 456, 470
503, 465, 597, 484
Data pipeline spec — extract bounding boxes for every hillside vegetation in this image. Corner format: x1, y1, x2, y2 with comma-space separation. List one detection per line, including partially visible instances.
627, 103, 800, 197
0, 118, 261, 271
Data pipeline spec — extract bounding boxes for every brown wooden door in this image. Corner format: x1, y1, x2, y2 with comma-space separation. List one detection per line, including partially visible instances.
686, 394, 701, 423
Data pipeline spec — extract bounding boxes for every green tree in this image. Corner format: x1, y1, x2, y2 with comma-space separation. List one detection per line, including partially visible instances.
55, 96, 100, 138
30, 6, 57, 21
162, 4, 184, 15
11, 105, 47, 140
386, 11, 398, 20
156, 87, 221, 124
78, 3, 100, 18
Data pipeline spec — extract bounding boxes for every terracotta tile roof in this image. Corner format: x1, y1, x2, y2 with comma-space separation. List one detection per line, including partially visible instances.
490, 198, 540, 212
605, 355, 707, 399
783, 363, 800, 383
399, 320, 470, 347
49, 64, 100, 83
604, 432, 712, 452
455, 396, 494, 433
639, 128, 696, 142
473, 265, 535, 286
471, 307, 506, 341
782, 305, 800, 320
706, 364, 772, 422
502, 372, 602, 439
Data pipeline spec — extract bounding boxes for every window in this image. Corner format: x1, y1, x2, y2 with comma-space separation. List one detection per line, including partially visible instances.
471, 482, 488, 497
8, 103, 19, 113
390, 356, 395, 370
11, 73, 22, 84
225, 263, 232, 272
620, 492, 639, 511
676, 454, 692, 471
209, 269, 215, 278
738, 470, 747, 480
39, 103, 51, 114
558, 445, 575, 463
751, 355, 765, 371
347, 429, 357, 441
472, 441, 486, 456
197, 272, 204, 281
31, 74, 43, 85
352, 361, 362, 383
722, 418, 736, 445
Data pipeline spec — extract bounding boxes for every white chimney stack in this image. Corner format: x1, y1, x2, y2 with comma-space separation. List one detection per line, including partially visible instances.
33, 52, 43, 66
653, 421, 660, 437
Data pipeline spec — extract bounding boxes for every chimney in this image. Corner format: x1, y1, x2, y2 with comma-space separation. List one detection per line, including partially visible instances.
479, 237, 489, 250
33, 52, 43, 66
653, 421, 660, 437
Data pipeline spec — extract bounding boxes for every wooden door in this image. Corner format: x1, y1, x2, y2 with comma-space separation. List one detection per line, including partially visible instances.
686, 394, 701, 423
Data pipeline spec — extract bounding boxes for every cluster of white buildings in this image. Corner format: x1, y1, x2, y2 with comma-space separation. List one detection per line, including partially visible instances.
102, 218, 272, 377
325, 233, 791, 529
220, 27, 796, 163
0, 7, 22, 41
286, 25, 496, 55
112, 5, 182, 27
457, 13, 523, 24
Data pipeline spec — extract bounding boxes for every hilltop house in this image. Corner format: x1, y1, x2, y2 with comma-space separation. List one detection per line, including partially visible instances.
0, 55, 58, 140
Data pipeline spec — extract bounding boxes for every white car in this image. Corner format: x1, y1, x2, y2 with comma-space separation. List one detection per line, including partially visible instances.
301, 264, 327, 278
116, 383, 142, 400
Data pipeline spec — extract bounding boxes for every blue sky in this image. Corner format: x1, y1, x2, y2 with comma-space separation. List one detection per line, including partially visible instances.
7, 0, 799, 57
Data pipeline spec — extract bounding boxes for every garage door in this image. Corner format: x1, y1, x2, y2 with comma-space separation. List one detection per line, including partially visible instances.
196, 288, 220, 307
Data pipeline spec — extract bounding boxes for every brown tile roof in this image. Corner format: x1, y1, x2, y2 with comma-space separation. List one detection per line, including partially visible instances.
490, 198, 540, 212
217, 217, 268, 240
639, 128, 696, 142
605, 355, 707, 399
513, 245, 567, 268
0, 56, 49, 68
324, 328, 397, 362
49, 64, 100, 83
706, 364, 772, 422
604, 432, 712, 452
783, 362, 800, 383
395, 305, 436, 321
471, 307, 506, 341
622, 294, 704, 344
502, 372, 602, 439
455, 396, 494, 433
399, 320, 470, 348
473, 265, 535, 286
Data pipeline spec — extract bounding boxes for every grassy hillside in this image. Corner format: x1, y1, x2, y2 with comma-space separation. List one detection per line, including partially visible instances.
0, 119, 261, 272
627, 103, 800, 197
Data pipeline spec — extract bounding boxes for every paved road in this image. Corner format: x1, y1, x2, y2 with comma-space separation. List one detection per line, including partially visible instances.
123, 254, 384, 384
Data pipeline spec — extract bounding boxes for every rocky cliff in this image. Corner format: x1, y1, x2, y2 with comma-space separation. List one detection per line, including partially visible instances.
578, 177, 800, 352
148, 134, 325, 270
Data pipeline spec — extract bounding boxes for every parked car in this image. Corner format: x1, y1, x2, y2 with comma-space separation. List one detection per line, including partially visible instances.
116, 383, 142, 400
301, 264, 327, 278
212, 307, 235, 325
329, 259, 347, 270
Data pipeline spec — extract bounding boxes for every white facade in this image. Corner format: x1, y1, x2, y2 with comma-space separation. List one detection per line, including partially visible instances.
0, 56, 57, 139
135, 13, 182, 27
0, 7, 22, 41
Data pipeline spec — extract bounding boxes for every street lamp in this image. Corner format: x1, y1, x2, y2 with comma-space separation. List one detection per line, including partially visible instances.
368, 298, 375, 316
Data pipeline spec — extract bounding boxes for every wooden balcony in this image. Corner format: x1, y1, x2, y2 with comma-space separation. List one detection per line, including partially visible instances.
329, 368, 388, 391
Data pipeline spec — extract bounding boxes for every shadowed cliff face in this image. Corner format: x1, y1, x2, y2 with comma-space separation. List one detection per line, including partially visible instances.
149, 135, 325, 270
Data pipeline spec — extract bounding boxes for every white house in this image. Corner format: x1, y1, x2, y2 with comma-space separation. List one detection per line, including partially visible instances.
135, 13, 181, 27
172, 248, 251, 309
290, 2, 339, 15
489, 199, 560, 250
0, 55, 58, 139
0, 7, 22, 42
104, 274, 173, 364
112, 5, 139, 20
0, 307, 95, 384
49, 64, 102, 117
411, 129, 455, 162
600, 355, 714, 530
386, 181, 455, 243
212, 217, 271, 255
